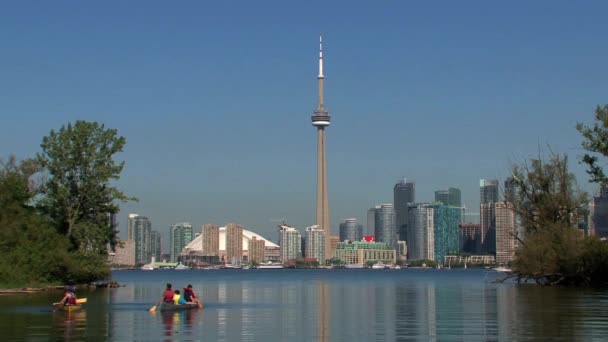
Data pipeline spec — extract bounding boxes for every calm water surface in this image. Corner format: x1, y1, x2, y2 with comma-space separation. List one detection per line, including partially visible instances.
1, 269, 607, 341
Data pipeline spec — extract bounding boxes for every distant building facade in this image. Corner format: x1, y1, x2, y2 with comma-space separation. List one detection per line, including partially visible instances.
394, 179, 415, 241
334, 241, 396, 267
407, 204, 434, 261
305, 225, 325, 262
429, 203, 461, 264
375, 204, 397, 249
150, 230, 161, 262
590, 189, 608, 238
495, 202, 516, 265
434, 187, 462, 207
111, 240, 135, 267
249, 236, 266, 263
339, 218, 362, 242
460, 223, 482, 254
128, 214, 152, 265
201, 224, 220, 256
367, 207, 376, 236
170, 222, 193, 262
279, 224, 302, 263
225, 223, 244, 263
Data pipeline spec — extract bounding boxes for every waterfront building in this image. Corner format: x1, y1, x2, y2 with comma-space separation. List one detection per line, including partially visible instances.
397, 240, 407, 261
334, 241, 396, 267
330, 235, 340, 259
249, 236, 266, 263
110, 239, 135, 267
429, 204, 461, 264
201, 224, 220, 256
394, 179, 415, 241
339, 218, 362, 242
150, 230, 161, 262
407, 204, 434, 260
305, 225, 326, 262
460, 223, 482, 254
170, 222, 193, 262
182, 225, 277, 264
311, 34, 332, 260
434, 187, 462, 207
225, 223, 243, 264
279, 224, 302, 263
128, 213, 152, 265
480, 179, 499, 204
590, 189, 608, 238
367, 207, 376, 236
495, 202, 516, 264
375, 204, 397, 249
480, 179, 499, 253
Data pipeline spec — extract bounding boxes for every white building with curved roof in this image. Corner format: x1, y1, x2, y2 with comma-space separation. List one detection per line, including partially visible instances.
181, 226, 279, 262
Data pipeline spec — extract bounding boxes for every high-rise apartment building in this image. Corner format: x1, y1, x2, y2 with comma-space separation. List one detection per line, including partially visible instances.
429, 204, 461, 264
460, 223, 482, 254
128, 214, 152, 265
590, 189, 608, 238
279, 224, 302, 263
367, 207, 376, 236
495, 202, 516, 264
434, 187, 462, 207
394, 179, 415, 241
170, 222, 193, 262
480, 179, 499, 204
305, 225, 326, 262
480, 179, 499, 253
375, 204, 397, 249
150, 230, 161, 262
201, 224, 220, 256
249, 236, 266, 263
225, 223, 243, 264
407, 204, 434, 260
339, 218, 362, 242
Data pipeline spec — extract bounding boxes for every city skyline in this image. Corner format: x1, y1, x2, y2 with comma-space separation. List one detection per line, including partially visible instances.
1, 2, 606, 243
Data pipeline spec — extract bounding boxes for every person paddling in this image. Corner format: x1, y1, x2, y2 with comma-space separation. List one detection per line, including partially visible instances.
59, 286, 78, 306
183, 284, 203, 308
163, 283, 174, 303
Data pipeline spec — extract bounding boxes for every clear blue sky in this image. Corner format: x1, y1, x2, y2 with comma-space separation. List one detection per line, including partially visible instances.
1, 1, 607, 247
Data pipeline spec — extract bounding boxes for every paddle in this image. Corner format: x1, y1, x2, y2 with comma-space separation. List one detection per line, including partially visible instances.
149, 298, 162, 312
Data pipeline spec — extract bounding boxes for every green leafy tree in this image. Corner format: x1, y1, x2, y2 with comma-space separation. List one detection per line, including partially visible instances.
0, 156, 70, 286
37, 121, 134, 255
577, 104, 608, 188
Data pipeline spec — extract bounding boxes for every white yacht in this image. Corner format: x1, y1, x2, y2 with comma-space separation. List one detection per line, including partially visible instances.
371, 262, 386, 269
174, 263, 189, 270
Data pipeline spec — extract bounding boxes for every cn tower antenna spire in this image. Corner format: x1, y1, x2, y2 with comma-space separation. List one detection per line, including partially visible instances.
318, 33, 324, 79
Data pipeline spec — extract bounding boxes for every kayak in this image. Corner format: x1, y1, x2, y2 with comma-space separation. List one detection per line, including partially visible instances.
158, 302, 200, 312
53, 304, 82, 312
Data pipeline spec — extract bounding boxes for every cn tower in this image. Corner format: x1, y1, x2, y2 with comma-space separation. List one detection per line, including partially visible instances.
311, 34, 331, 261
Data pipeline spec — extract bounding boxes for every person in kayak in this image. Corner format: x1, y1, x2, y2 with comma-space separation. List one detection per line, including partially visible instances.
183, 284, 202, 308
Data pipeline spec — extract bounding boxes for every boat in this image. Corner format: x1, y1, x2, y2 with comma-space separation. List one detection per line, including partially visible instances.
53, 304, 83, 312
393, 265, 402, 270
371, 262, 386, 269
241, 264, 251, 270
344, 264, 364, 269
174, 263, 190, 270
493, 266, 512, 273
158, 302, 201, 312
257, 262, 284, 269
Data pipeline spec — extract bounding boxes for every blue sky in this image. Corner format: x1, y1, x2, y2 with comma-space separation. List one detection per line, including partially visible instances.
1, 1, 607, 247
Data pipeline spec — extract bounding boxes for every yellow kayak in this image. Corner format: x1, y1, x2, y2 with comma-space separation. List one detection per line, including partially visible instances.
53, 298, 86, 312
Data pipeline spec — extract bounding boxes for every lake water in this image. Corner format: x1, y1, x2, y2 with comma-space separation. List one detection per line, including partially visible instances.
1, 269, 607, 341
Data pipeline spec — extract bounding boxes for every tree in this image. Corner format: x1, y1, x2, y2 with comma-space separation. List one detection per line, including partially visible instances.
577, 104, 608, 188
0, 156, 70, 286
37, 121, 134, 255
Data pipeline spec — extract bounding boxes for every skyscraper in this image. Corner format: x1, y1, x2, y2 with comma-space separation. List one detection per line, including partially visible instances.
480, 179, 499, 253
366, 207, 376, 236
305, 225, 326, 262
394, 179, 415, 241
279, 224, 302, 263
128, 214, 152, 265
407, 204, 434, 260
434, 187, 461, 207
225, 223, 243, 264
429, 203, 461, 264
170, 222, 193, 262
480, 179, 499, 204
201, 224, 220, 256
150, 230, 161, 262
375, 204, 397, 249
495, 202, 516, 264
249, 236, 266, 263
339, 218, 362, 242
590, 189, 608, 238
311, 34, 332, 261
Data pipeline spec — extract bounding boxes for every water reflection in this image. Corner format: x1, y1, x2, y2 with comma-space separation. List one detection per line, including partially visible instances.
52, 310, 87, 341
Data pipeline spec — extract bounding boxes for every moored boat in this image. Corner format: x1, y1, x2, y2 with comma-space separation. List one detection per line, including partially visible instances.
158, 302, 201, 312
